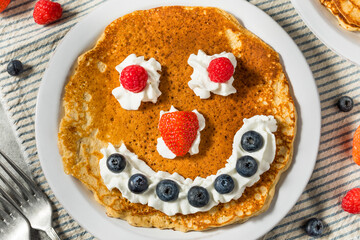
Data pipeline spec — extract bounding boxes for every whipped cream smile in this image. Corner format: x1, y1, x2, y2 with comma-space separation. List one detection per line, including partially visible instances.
99, 115, 277, 216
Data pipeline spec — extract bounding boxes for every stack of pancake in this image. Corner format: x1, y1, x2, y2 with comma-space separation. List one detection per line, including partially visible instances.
321, 0, 360, 31
58, 6, 296, 231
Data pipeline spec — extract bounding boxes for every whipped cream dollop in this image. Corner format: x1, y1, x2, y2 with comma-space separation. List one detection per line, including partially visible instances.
188, 50, 237, 99
156, 106, 205, 159
99, 115, 277, 216
112, 54, 162, 110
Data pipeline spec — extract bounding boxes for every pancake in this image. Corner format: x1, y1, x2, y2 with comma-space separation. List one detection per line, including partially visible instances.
58, 6, 296, 231
334, 0, 360, 25
321, 0, 360, 31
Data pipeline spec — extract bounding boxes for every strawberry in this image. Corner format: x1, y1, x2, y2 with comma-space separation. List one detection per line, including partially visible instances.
342, 188, 360, 214
120, 65, 148, 93
0, 0, 10, 13
352, 125, 360, 166
33, 0, 62, 25
159, 111, 199, 156
207, 57, 234, 83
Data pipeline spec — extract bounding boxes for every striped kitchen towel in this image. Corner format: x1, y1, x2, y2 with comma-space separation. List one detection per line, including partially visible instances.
0, 0, 359, 239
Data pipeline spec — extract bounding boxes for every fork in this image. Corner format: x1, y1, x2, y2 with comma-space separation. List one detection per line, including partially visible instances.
0, 193, 30, 240
0, 150, 60, 240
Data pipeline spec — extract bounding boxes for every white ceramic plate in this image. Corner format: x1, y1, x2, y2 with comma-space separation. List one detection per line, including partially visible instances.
291, 0, 360, 65
35, 0, 320, 239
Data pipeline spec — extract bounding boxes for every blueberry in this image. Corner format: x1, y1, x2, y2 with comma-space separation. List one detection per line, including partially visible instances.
156, 179, 179, 202
187, 186, 209, 207
7, 60, 23, 76
128, 174, 148, 194
106, 153, 126, 173
304, 218, 324, 237
241, 130, 264, 152
337, 96, 353, 112
214, 174, 235, 194
236, 156, 258, 177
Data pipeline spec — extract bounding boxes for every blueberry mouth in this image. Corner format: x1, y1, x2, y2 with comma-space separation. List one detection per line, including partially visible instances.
214, 174, 235, 194
241, 130, 264, 152
107, 153, 126, 173
236, 155, 258, 177
128, 174, 148, 194
156, 179, 179, 202
187, 186, 210, 207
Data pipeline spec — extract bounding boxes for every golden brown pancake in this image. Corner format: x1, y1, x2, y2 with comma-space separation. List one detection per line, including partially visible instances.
334, 0, 360, 25
58, 6, 296, 231
321, 0, 360, 31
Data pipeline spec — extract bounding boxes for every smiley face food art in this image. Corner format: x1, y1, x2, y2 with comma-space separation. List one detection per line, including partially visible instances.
58, 6, 296, 231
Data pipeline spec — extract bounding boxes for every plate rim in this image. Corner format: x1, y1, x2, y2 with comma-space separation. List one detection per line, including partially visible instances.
291, 0, 360, 65
35, 0, 321, 239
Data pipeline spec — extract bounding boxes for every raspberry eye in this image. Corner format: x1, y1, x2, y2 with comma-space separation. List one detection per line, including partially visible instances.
207, 57, 235, 83
120, 65, 148, 93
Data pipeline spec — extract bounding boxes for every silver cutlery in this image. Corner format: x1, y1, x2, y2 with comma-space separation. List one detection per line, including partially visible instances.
0, 193, 30, 240
0, 150, 60, 240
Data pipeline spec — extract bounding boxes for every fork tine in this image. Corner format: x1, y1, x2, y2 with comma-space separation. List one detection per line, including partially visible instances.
0, 150, 42, 194
0, 207, 11, 223
0, 185, 25, 212
0, 160, 34, 200
0, 150, 35, 184
0, 172, 26, 205
0, 194, 17, 223
0, 193, 31, 240
0, 207, 7, 218
0, 172, 27, 208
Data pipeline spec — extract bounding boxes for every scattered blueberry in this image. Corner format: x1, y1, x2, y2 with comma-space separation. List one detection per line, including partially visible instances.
214, 174, 235, 194
241, 130, 264, 152
304, 218, 324, 237
128, 174, 148, 194
156, 179, 179, 202
337, 96, 353, 112
236, 156, 258, 177
106, 153, 126, 173
187, 186, 209, 207
7, 60, 23, 76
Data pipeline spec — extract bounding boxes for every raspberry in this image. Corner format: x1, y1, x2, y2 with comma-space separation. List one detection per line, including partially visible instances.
159, 111, 199, 156
207, 57, 234, 83
120, 65, 148, 93
342, 188, 360, 214
33, 0, 62, 25
352, 125, 360, 166
0, 0, 10, 13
